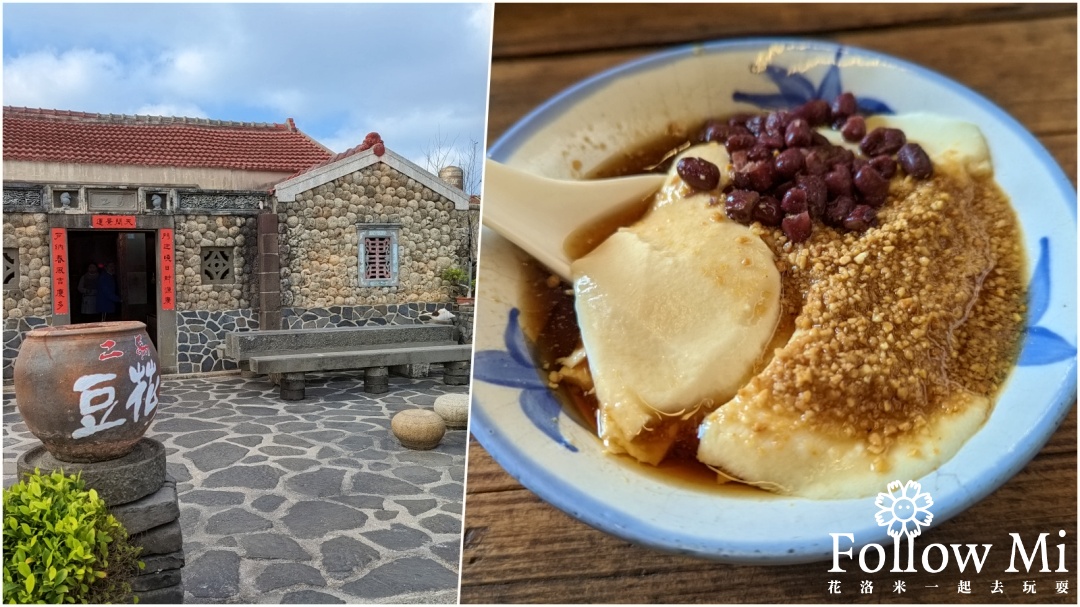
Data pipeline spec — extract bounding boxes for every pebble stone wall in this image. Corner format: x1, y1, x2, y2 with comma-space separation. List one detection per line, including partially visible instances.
3, 164, 474, 379
174, 214, 258, 312
279, 163, 470, 309
3, 213, 52, 320
2, 213, 52, 379
171, 214, 261, 374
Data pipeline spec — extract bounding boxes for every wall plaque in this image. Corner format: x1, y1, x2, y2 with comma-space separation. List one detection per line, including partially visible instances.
91, 215, 137, 229
88, 190, 138, 212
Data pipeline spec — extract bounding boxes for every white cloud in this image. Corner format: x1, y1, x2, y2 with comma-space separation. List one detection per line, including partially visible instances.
3, 48, 124, 109
3, 4, 491, 165
132, 103, 208, 119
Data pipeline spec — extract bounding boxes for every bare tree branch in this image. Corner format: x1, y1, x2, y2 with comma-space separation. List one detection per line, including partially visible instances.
423, 128, 482, 197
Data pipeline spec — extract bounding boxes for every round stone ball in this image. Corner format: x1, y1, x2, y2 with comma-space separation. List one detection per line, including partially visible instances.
433, 393, 469, 429
391, 409, 446, 450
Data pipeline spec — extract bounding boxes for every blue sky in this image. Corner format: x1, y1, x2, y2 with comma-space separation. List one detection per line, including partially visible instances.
2, 3, 492, 178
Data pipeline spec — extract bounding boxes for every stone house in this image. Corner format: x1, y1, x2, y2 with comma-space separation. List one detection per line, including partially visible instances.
2, 107, 477, 377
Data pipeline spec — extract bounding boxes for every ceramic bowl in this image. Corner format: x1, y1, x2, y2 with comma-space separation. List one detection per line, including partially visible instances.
471, 39, 1076, 563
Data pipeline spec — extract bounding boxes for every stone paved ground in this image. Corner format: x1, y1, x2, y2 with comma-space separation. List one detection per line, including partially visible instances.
3, 369, 467, 604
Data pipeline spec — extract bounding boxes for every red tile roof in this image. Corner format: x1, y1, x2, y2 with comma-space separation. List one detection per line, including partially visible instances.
2, 106, 333, 173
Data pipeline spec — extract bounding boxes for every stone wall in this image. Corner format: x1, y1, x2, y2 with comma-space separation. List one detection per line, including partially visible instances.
3, 213, 52, 320
279, 162, 470, 309
175, 309, 259, 374
3, 213, 53, 379
173, 214, 258, 311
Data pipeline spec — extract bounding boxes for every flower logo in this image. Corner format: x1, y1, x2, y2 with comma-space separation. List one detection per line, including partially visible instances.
874, 480, 933, 539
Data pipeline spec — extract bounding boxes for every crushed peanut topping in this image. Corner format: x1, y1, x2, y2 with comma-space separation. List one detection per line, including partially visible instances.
743, 165, 1026, 452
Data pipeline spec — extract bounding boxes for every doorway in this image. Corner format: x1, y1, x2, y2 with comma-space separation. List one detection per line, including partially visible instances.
68, 230, 159, 346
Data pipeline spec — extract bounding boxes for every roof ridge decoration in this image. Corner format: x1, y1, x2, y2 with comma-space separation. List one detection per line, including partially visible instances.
273, 139, 470, 211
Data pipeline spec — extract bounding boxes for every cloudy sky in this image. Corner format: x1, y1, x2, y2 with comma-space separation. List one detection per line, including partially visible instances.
3, 3, 492, 177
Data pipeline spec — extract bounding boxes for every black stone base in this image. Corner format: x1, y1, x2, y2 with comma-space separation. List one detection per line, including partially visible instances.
16, 438, 166, 506
110, 479, 179, 535
131, 519, 183, 556
443, 361, 470, 386
364, 366, 389, 394
134, 582, 184, 604
131, 568, 182, 592
280, 372, 305, 401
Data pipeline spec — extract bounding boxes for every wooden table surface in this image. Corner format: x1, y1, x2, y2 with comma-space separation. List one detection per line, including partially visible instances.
462, 4, 1077, 604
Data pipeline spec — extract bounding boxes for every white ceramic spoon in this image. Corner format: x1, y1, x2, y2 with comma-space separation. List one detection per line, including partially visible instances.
482, 159, 666, 281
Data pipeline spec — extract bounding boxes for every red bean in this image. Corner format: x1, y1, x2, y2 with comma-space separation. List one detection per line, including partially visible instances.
745, 115, 766, 136
897, 143, 934, 179
782, 211, 813, 243
841, 115, 866, 142
795, 99, 831, 127
796, 174, 828, 216
774, 148, 805, 180
853, 165, 889, 202
781, 187, 808, 214
708, 92, 932, 241
831, 92, 858, 120
784, 118, 813, 148
724, 189, 760, 224
726, 133, 756, 151
825, 195, 856, 227
701, 121, 729, 143
747, 144, 773, 162
773, 180, 795, 200
754, 195, 783, 227
759, 133, 785, 149
676, 157, 721, 191
804, 149, 830, 176
869, 155, 897, 180
765, 112, 787, 137
843, 205, 878, 231
860, 127, 906, 156
734, 159, 775, 192
727, 114, 754, 127
824, 165, 853, 199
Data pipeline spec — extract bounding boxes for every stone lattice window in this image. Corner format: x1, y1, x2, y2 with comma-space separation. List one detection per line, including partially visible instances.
200, 247, 234, 285
3, 248, 18, 290
358, 225, 399, 287
364, 238, 392, 280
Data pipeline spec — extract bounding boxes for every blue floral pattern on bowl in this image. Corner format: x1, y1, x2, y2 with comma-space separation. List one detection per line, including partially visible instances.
477, 46, 1074, 451
733, 48, 893, 114
473, 308, 578, 452
1019, 237, 1077, 365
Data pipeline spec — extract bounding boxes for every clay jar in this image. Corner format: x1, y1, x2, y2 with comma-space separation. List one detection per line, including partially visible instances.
14, 321, 160, 463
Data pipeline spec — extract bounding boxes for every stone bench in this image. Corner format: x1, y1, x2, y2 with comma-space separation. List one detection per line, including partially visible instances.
224, 325, 471, 400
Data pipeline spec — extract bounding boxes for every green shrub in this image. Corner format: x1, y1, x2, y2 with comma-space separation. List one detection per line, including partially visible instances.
440, 266, 469, 286
3, 470, 142, 604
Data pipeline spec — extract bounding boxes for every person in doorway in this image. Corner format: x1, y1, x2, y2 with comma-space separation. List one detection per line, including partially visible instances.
97, 262, 122, 321
77, 263, 99, 322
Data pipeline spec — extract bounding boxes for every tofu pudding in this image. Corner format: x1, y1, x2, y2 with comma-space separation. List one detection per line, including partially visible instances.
538, 101, 1027, 499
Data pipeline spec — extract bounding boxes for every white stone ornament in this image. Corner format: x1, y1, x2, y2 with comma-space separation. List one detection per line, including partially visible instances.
433, 393, 468, 429
391, 409, 446, 450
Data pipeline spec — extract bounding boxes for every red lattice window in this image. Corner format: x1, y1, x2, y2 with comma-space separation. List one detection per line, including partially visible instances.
364, 237, 392, 280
